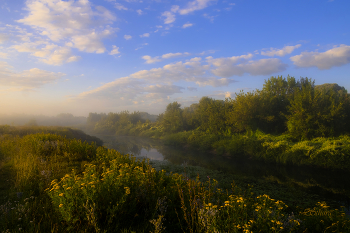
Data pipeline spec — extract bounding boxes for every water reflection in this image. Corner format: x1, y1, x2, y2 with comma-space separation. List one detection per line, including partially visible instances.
95, 135, 350, 209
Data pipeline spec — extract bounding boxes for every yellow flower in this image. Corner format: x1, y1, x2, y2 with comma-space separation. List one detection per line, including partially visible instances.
66, 187, 72, 190
59, 204, 63, 208
59, 193, 64, 197
124, 187, 130, 195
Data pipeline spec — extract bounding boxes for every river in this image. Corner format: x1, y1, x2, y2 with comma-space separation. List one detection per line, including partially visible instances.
92, 134, 350, 213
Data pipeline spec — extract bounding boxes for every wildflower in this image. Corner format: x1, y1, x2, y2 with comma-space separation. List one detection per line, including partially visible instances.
59, 204, 63, 208
66, 187, 72, 190
59, 193, 64, 197
124, 187, 131, 195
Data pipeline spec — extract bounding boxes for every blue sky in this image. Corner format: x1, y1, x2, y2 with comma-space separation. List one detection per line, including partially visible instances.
0, 0, 349, 116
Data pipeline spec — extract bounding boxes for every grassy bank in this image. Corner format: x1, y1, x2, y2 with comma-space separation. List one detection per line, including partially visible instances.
160, 130, 350, 171
90, 118, 350, 172
0, 126, 349, 232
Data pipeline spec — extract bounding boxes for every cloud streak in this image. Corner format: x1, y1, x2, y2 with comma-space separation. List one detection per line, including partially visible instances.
161, 0, 215, 24
0, 61, 65, 89
290, 44, 350, 70
142, 52, 191, 64
261, 44, 301, 57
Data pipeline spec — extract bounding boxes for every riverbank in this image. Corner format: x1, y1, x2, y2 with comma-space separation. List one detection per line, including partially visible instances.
86, 134, 350, 216
104, 125, 350, 172
1, 126, 349, 232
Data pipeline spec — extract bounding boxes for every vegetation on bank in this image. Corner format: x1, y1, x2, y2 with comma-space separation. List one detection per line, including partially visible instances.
0, 125, 103, 146
0, 127, 349, 232
86, 76, 350, 171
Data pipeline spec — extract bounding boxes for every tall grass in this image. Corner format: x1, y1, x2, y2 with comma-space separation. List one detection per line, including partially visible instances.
161, 130, 350, 171
0, 126, 349, 232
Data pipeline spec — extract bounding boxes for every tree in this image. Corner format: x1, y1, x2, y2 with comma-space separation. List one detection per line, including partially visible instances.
161, 102, 184, 133
259, 75, 298, 133
286, 78, 347, 140
182, 103, 200, 131
195, 97, 227, 134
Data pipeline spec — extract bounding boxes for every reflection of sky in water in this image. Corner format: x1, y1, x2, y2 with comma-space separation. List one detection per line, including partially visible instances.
129, 148, 164, 161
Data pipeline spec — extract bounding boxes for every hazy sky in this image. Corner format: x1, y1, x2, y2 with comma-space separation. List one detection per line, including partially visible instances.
0, 0, 349, 116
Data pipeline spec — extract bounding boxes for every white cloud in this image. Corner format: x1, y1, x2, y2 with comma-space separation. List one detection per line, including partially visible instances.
261, 44, 301, 57
161, 11, 176, 24
15, 0, 117, 60
199, 50, 216, 56
72, 59, 212, 109
136, 9, 143, 15
144, 84, 183, 94
162, 52, 190, 59
182, 23, 193, 28
179, 0, 216, 15
71, 52, 288, 112
109, 45, 120, 55
162, 0, 215, 24
142, 55, 162, 64
207, 55, 287, 77
13, 42, 80, 66
114, 3, 128, 10
124, 35, 132, 40
195, 77, 235, 87
0, 52, 8, 59
0, 61, 65, 89
40, 46, 81, 65
290, 44, 350, 70
143, 52, 191, 63
140, 33, 150, 38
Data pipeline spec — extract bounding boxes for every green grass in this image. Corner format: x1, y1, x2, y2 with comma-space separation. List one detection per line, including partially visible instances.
0, 126, 349, 232
159, 130, 350, 171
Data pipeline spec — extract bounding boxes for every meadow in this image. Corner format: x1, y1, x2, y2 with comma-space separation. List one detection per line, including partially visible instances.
0, 126, 349, 232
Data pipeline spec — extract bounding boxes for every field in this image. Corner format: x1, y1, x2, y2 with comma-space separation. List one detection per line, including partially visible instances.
0, 126, 349, 232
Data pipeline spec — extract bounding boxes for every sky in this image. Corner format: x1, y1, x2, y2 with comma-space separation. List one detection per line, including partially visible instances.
0, 0, 349, 116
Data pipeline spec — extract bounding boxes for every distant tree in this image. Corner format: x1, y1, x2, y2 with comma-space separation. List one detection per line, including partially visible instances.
182, 103, 200, 131
226, 91, 261, 132
25, 118, 38, 126
195, 97, 227, 134
87, 113, 105, 125
161, 102, 184, 133
315, 83, 347, 93
56, 113, 74, 119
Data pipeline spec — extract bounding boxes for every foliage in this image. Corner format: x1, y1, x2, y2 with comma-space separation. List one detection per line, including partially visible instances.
286, 78, 348, 140
0, 128, 349, 232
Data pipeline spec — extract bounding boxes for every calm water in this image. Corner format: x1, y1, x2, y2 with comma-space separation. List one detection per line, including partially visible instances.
94, 134, 350, 211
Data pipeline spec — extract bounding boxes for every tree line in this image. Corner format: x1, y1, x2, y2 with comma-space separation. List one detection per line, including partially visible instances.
88, 76, 350, 140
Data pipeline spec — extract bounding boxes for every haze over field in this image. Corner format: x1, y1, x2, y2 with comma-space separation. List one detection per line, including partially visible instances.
0, 0, 349, 116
